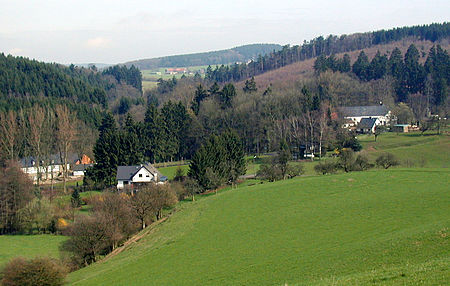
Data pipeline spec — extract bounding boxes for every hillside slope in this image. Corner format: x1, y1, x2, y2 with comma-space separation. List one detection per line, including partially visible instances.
247, 39, 450, 90
69, 167, 449, 285
124, 44, 282, 69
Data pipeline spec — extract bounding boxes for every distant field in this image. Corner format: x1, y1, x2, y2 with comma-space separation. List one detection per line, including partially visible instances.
0, 235, 67, 267
141, 65, 207, 92
358, 131, 449, 168
68, 168, 450, 285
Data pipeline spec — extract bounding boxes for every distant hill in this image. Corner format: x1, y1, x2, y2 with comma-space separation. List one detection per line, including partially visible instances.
124, 44, 282, 69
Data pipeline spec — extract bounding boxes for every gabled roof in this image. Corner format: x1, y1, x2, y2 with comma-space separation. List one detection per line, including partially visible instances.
20, 153, 79, 168
73, 164, 93, 172
116, 164, 160, 181
339, 105, 389, 117
358, 118, 377, 129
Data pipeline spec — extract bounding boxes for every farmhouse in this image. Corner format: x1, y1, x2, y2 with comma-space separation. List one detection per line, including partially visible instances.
357, 118, 379, 133
20, 154, 76, 181
73, 164, 93, 176
20, 154, 93, 181
116, 163, 167, 189
338, 105, 391, 130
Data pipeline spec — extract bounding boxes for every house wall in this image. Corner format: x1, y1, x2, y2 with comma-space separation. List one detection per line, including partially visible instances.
132, 168, 155, 183
345, 113, 390, 127
73, 171, 85, 176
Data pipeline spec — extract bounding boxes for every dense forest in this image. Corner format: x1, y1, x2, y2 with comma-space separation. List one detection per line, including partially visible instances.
205, 23, 450, 82
0, 54, 144, 127
124, 44, 282, 69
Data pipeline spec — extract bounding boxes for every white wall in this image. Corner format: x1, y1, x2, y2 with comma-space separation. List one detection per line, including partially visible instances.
132, 168, 155, 183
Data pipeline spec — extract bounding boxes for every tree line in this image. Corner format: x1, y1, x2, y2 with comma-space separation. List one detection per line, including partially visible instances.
205, 22, 449, 83
314, 44, 449, 108
0, 105, 94, 191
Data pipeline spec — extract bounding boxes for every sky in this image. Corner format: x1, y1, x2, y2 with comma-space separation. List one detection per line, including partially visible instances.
0, 0, 448, 65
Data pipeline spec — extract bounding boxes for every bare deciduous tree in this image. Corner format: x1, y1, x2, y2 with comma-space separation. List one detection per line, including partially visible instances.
55, 105, 77, 193
27, 106, 46, 185
0, 110, 18, 161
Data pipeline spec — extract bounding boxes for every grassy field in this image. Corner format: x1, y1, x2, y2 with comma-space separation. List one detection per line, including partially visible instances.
141, 65, 207, 92
0, 235, 67, 267
358, 131, 449, 168
68, 168, 450, 285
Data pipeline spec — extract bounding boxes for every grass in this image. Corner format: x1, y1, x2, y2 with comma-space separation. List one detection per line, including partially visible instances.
358, 131, 450, 168
68, 168, 450, 285
159, 165, 189, 180
0, 235, 67, 267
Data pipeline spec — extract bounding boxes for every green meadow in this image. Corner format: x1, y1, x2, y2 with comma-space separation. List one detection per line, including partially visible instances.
0, 235, 67, 267
68, 167, 450, 285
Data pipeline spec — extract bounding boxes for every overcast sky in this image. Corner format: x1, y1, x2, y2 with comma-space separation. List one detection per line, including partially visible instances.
0, 0, 448, 64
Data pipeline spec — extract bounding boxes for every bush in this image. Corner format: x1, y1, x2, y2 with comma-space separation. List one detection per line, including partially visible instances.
314, 161, 338, 175
376, 153, 399, 169
286, 164, 305, 179
173, 167, 185, 182
256, 163, 283, 182
1, 257, 67, 286
352, 154, 374, 171
338, 149, 355, 172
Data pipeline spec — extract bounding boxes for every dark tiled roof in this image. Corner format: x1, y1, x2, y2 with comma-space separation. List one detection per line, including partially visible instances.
20, 153, 79, 168
116, 164, 160, 181
73, 164, 93, 172
358, 118, 377, 129
339, 105, 389, 117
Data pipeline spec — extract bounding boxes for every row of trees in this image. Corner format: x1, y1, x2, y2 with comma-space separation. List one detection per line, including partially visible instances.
86, 101, 191, 187
0, 105, 90, 191
314, 150, 399, 175
314, 44, 449, 107
188, 130, 246, 190
102, 65, 142, 91
205, 23, 449, 82
62, 184, 178, 267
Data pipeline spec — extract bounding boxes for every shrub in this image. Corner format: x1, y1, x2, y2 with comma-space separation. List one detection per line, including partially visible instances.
338, 149, 355, 172
286, 164, 305, 179
256, 163, 282, 182
376, 153, 399, 169
353, 154, 374, 171
1, 257, 67, 286
314, 161, 338, 175
173, 167, 185, 182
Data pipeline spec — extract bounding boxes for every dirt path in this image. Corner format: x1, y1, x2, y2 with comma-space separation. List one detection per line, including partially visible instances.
100, 216, 169, 263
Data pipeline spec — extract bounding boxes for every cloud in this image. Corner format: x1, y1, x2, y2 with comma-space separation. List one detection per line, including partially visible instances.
8, 47, 23, 55
85, 37, 111, 49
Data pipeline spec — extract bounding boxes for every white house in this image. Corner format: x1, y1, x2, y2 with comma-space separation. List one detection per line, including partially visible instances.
338, 105, 391, 129
20, 155, 70, 182
72, 164, 93, 176
116, 164, 167, 189
357, 118, 380, 133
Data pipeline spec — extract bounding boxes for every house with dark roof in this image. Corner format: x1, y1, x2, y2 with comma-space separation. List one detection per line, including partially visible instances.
73, 164, 94, 176
357, 118, 379, 133
116, 163, 167, 189
338, 105, 391, 129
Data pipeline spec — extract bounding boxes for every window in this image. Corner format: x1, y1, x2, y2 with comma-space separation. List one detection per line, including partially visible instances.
146, 174, 150, 177
139, 174, 143, 178
124, 181, 129, 185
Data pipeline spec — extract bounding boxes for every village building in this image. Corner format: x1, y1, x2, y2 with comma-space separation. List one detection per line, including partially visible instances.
338, 105, 391, 130
20, 154, 93, 181
116, 163, 167, 190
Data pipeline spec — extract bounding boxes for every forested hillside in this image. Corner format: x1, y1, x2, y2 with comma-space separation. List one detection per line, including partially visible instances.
205, 23, 449, 82
0, 54, 145, 127
124, 44, 282, 69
